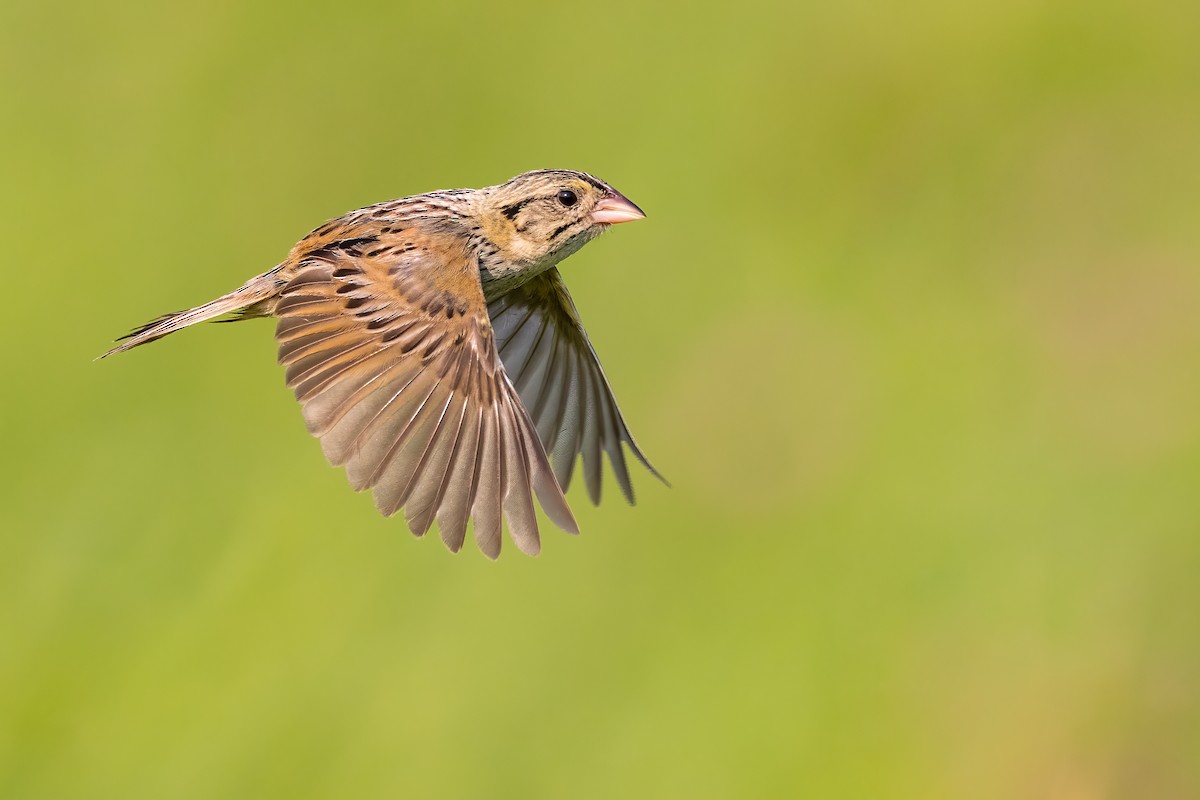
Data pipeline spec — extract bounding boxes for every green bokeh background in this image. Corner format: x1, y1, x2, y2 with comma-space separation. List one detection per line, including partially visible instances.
4, 1, 1199, 797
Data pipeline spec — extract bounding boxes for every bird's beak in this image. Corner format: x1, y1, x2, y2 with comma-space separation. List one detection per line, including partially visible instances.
591, 193, 646, 225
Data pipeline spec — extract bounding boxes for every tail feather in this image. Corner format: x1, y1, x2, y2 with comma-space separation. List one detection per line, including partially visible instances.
100, 268, 283, 359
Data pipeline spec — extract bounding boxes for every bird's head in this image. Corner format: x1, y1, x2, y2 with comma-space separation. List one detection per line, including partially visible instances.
474, 169, 645, 271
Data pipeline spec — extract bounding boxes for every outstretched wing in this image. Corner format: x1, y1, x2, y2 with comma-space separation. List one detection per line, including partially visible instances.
274, 233, 577, 558
488, 268, 662, 505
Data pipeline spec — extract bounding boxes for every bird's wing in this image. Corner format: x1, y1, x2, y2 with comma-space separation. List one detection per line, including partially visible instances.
488, 267, 662, 505
274, 234, 577, 558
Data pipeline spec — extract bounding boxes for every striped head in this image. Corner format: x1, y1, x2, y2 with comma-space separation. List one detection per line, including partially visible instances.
474, 169, 645, 273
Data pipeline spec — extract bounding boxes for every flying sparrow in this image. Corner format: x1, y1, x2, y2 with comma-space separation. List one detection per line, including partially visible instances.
103, 169, 661, 558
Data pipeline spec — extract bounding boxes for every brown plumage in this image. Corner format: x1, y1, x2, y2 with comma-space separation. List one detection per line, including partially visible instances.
103, 169, 661, 558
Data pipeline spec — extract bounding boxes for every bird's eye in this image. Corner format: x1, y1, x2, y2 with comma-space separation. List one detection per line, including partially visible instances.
557, 190, 578, 207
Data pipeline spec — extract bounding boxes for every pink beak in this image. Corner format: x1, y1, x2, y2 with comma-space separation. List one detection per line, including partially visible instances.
591, 193, 646, 225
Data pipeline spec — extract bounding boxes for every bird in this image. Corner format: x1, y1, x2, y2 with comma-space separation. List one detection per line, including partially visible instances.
102, 169, 662, 558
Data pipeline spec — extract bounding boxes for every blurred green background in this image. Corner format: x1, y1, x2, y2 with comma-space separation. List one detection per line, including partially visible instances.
3, 0, 1199, 797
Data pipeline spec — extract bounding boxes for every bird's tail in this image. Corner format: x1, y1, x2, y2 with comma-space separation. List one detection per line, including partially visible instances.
99, 267, 285, 359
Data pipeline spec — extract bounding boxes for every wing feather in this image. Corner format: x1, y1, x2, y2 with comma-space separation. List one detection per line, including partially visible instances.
472, 404, 502, 558
488, 268, 662, 506
436, 404, 481, 552
404, 391, 470, 537
274, 233, 576, 557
